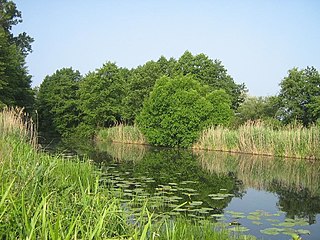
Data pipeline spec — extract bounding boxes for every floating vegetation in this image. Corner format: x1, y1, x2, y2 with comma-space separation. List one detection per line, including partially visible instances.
96, 143, 317, 239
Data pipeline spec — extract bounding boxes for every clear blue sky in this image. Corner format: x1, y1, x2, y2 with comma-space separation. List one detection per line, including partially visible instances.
13, 0, 320, 96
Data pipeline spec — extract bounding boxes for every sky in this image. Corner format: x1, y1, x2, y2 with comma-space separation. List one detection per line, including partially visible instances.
13, 0, 320, 96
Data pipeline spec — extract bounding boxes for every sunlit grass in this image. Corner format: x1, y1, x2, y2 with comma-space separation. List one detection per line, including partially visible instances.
194, 121, 320, 160
96, 124, 147, 145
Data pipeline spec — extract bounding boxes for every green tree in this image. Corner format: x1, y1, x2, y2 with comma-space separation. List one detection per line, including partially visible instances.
137, 75, 233, 148
235, 95, 280, 125
278, 67, 320, 126
175, 51, 245, 109
78, 62, 128, 128
0, 0, 34, 110
36, 68, 82, 137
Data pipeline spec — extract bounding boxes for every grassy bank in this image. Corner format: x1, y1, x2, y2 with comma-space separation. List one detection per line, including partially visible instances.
1, 108, 253, 239
194, 121, 320, 160
97, 121, 320, 160
96, 124, 147, 145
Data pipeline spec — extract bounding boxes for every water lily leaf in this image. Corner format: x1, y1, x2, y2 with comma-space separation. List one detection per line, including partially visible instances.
189, 201, 203, 206
272, 222, 295, 227
296, 229, 311, 235
247, 215, 260, 221
266, 218, 280, 223
252, 221, 263, 225
260, 228, 282, 235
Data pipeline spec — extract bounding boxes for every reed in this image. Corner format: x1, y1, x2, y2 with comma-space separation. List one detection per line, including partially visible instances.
194, 121, 320, 160
96, 124, 147, 145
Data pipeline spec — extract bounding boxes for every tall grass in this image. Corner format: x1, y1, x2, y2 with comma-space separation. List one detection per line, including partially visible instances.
194, 121, 320, 160
1, 108, 253, 239
96, 124, 147, 145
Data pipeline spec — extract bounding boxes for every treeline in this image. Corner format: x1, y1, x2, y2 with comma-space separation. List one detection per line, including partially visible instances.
2, 0, 320, 148
36, 52, 245, 144
0, 0, 34, 111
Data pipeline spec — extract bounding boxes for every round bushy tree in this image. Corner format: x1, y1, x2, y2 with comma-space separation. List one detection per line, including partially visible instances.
136, 75, 233, 148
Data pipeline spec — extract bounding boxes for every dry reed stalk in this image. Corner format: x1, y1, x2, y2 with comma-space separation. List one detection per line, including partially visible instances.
0, 107, 37, 147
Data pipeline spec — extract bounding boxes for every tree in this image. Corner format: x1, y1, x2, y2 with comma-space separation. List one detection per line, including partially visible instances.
175, 51, 246, 109
78, 62, 128, 128
0, 0, 34, 110
36, 68, 82, 137
278, 67, 320, 126
235, 95, 280, 125
137, 75, 233, 148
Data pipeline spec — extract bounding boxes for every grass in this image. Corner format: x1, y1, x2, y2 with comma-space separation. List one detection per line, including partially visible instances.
96, 124, 147, 145
193, 121, 320, 160
97, 121, 320, 160
1, 108, 254, 239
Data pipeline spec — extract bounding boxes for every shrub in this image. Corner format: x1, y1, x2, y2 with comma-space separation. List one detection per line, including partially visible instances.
136, 75, 233, 147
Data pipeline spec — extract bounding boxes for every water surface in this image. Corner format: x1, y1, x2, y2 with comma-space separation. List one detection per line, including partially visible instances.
88, 142, 320, 240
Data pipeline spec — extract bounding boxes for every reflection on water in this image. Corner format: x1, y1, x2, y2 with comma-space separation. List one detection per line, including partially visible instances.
93, 142, 320, 240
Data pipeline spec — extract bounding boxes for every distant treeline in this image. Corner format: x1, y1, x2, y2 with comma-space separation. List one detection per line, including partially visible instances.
35, 51, 245, 143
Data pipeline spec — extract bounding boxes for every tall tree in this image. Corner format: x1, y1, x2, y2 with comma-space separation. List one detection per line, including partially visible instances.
78, 62, 128, 127
0, 0, 34, 110
36, 68, 82, 137
278, 67, 320, 126
175, 51, 245, 109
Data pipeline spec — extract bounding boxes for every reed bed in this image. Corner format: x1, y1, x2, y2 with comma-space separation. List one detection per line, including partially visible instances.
1, 108, 251, 239
96, 124, 147, 145
194, 121, 320, 160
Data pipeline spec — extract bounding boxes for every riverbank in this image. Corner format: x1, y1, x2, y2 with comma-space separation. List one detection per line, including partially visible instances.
0, 108, 254, 239
97, 122, 320, 160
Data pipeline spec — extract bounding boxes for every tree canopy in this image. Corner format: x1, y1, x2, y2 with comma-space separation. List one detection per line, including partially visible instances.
36, 68, 82, 137
137, 75, 233, 148
0, 0, 34, 110
278, 66, 320, 126
78, 62, 129, 127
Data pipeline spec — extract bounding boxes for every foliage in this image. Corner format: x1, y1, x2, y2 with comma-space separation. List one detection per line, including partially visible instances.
123, 60, 167, 123
124, 51, 244, 122
235, 95, 280, 126
175, 51, 246, 109
278, 66, 320, 126
36, 68, 82, 137
78, 62, 129, 127
137, 75, 233, 148
0, 0, 34, 110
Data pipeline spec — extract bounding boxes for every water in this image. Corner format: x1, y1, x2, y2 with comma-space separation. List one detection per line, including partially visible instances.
86, 142, 320, 240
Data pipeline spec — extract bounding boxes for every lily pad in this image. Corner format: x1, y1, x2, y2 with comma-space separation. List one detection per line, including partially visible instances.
189, 201, 203, 206
260, 228, 282, 235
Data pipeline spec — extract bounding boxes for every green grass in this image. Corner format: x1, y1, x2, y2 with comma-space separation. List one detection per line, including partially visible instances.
1, 108, 255, 239
194, 121, 320, 160
97, 121, 320, 160
96, 124, 147, 145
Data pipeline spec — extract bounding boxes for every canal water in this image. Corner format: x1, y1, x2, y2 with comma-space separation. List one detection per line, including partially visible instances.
83, 142, 320, 240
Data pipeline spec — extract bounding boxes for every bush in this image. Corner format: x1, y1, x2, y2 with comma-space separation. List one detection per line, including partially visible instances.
136, 75, 233, 147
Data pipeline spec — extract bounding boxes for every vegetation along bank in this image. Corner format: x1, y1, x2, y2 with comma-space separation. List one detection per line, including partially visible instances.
1, 108, 258, 239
